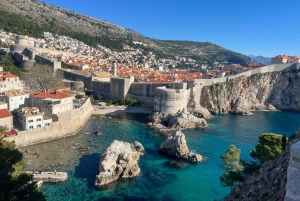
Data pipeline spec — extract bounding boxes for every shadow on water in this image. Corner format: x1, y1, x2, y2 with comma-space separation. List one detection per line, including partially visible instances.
74, 153, 100, 187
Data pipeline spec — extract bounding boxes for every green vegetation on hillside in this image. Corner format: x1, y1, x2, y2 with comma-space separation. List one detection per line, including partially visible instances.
250, 133, 288, 163
220, 145, 244, 189
220, 133, 288, 189
0, 54, 22, 77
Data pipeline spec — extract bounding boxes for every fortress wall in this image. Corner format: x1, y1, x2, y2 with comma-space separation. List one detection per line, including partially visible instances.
20, 60, 35, 69
23, 48, 35, 60
5, 98, 93, 147
59, 70, 92, 89
13, 52, 25, 63
91, 81, 111, 99
126, 94, 155, 109
34, 48, 75, 58
154, 86, 191, 114
109, 77, 132, 101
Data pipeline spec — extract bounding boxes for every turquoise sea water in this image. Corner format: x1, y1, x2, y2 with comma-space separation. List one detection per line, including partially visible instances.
22, 111, 300, 201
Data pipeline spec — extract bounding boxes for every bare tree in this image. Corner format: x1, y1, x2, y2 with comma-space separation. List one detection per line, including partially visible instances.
22, 64, 63, 91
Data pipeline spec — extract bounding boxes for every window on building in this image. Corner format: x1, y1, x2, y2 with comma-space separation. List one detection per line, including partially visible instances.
29, 126, 33, 129
37, 118, 41, 122
45, 123, 50, 126
37, 124, 41, 128
29, 120, 33, 123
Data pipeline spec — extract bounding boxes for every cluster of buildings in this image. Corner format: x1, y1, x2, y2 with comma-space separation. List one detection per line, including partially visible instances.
0, 65, 82, 135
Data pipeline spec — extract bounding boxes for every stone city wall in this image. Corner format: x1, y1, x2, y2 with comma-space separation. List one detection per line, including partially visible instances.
285, 141, 300, 201
126, 94, 155, 108
154, 83, 190, 113
5, 98, 93, 147
59, 69, 92, 89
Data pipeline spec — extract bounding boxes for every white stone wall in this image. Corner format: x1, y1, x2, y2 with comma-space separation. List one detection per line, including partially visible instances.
0, 116, 13, 130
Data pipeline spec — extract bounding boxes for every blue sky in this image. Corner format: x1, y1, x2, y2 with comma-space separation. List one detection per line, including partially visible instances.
42, 0, 299, 57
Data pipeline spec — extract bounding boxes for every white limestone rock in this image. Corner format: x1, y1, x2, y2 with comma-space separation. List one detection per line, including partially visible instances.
95, 140, 145, 187
187, 96, 211, 119
164, 108, 208, 129
159, 130, 202, 163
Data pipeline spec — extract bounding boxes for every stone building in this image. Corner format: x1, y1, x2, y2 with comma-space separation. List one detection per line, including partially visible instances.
92, 71, 112, 82
0, 108, 13, 130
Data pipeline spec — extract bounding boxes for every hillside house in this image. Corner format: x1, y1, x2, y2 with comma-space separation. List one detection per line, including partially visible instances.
272, 55, 300, 64
17, 107, 52, 130
0, 89, 29, 111
0, 108, 13, 130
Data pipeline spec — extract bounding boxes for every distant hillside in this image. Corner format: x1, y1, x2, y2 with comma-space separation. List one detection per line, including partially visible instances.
249, 55, 271, 65
0, 0, 250, 66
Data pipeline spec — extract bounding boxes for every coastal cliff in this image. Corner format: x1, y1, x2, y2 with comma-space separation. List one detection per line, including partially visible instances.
201, 72, 300, 114
224, 130, 300, 201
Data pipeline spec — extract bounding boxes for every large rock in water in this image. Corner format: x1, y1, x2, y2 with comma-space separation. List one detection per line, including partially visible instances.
95, 140, 145, 187
159, 131, 202, 162
164, 108, 208, 129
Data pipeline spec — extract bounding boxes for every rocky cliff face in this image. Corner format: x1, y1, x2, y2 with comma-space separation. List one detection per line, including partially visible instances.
224, 130, 300, 201
201, 72, 300, 114
95, 140, 145, 187
159, 131, 202, 162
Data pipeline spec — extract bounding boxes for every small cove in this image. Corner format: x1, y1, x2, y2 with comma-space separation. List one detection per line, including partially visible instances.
21, 111, 300, 201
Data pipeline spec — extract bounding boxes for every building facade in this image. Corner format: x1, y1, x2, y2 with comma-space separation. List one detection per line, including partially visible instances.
17, 107, 52, 130
0, 108, 13, 130
0, 89, 29, 111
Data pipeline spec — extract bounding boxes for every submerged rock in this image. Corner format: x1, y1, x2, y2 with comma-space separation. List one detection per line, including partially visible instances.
95, 140, 145, 187
159, 131, 202, 163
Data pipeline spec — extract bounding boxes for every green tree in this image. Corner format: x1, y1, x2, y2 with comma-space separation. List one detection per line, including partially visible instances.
220, 145, 244, 189
250, 133, 287, 163
0, 141, 46, 201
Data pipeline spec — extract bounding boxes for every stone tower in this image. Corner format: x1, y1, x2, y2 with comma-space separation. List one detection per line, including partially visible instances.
111, 61, 118, 77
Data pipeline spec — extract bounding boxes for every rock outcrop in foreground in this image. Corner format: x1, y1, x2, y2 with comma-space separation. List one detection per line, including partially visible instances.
159, 131, 202, 162
285, 141, 300, 201
224, 130, 300, 201
201, 72, 300, 115
149, 108, 208, 134
95, 140, 145, 187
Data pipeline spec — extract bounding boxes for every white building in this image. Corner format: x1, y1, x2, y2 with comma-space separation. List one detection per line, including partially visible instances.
0, 89, 29, 111
17, 107, 52, 130
0, 70, 24, 92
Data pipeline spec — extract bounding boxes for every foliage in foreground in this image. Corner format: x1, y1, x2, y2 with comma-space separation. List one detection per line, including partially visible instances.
250, 133, 288, 163
220, 145, 244, 189
0, 140, 46, 201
